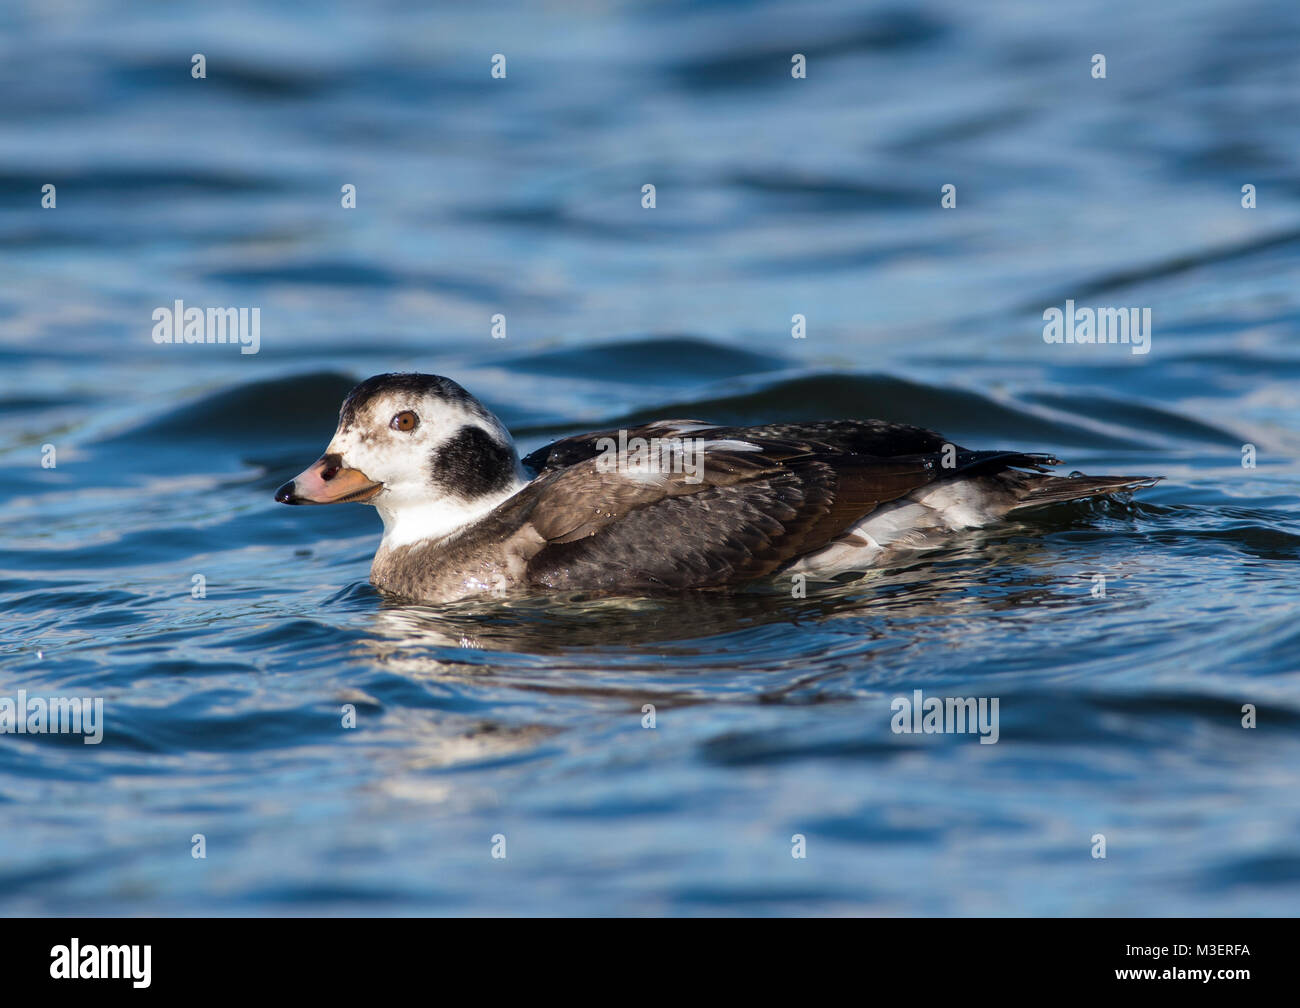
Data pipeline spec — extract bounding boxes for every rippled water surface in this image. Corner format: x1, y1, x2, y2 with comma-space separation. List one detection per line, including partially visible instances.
2, 0, 1299, 915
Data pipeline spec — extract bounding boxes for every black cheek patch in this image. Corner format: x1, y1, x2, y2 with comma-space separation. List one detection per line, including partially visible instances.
430, 426, 516, 500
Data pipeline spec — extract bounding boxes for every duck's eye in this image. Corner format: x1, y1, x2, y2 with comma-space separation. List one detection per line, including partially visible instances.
391, 410, 419, 432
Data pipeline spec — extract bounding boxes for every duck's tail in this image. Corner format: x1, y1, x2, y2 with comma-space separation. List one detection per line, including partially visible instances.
1008, 471, 1162, 511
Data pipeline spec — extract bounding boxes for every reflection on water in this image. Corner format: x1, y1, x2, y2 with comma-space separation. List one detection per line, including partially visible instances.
356, 504, 1169, 694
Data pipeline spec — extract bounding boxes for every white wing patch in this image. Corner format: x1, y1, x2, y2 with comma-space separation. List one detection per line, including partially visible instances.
787, 476, 1013, 578
698, 439, 762, 452
600, 434, 761, 486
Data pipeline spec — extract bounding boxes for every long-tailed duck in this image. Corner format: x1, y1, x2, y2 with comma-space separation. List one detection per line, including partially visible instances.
274, 373, 1159, 602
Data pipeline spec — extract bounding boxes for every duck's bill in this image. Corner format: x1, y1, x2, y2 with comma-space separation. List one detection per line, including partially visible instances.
275, 455, 383, 505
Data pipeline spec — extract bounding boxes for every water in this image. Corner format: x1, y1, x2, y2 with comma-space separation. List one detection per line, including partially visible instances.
2, 0, 1299, 915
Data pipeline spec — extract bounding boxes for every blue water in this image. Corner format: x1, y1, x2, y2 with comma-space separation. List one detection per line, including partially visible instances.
2, 0, 1299, 915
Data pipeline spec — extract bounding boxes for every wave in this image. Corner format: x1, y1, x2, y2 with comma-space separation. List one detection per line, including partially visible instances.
100, 340, 1244, 461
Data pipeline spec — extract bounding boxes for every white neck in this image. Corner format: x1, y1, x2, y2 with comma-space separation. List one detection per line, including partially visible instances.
374, 477, 528, 553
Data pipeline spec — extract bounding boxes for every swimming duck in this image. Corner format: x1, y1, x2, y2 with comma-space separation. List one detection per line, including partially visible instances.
275, 373, 1159, 602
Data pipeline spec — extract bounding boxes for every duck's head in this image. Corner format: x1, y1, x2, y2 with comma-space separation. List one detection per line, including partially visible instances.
275, 373, 527, 546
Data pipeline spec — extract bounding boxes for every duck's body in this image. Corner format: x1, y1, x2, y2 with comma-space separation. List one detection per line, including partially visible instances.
276, 373, 1159, 602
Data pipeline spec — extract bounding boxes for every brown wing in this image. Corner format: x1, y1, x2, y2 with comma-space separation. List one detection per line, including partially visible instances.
521, 418, 952, 475
503, 419, 1060, 592
515, 448, 943, 591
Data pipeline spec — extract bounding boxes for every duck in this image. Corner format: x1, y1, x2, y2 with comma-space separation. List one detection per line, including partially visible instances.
274, 372, 1159, 602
